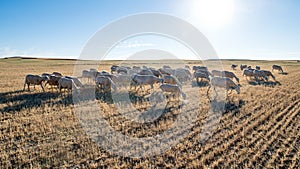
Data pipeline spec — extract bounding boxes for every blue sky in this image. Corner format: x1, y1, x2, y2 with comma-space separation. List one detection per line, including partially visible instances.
0, 0, 299, 60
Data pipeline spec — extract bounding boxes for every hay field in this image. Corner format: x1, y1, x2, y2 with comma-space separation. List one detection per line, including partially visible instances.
0, 58, 299, 168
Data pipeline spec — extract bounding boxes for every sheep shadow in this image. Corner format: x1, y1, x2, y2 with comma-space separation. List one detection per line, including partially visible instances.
131, 102, 183, 133
278, 72, 288, 75
0, 90, 24, 99
0, 90, 75, 114
95, 91, 114, 104
248, 81, 281, 87
127, 90, 183, 121
191, 80, 210, 88
72, 86, 115, 104
128, 90, 152, 105
210, 99, 245, 116
136, 104, 181, 124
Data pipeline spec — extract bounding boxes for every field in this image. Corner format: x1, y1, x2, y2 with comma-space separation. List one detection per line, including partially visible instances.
0, 58, 299, 168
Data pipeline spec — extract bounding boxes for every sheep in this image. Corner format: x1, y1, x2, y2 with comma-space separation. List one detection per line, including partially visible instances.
261, 70, 276, 81
231, 64, 238, 70
81, 69, 98, 82
132, 66, 141, 70
132, 66, 141, 73
150, 68, 163, 77
184, 65, 191, 70
139, 69, 153, 76
89, 69, 99, 78
211, 70, 222, 77
194, 71, 210, 82
95, 76, 117, 92
211, 70, 239, 83
195, 69, 211, 77
240, 64, 247, 70
81, 70, 90, 78
131, 74, 163, 91
255, 66, 261, 70
158, 68, 174, 75
223, 71, 239, 83
42, 73, 51, 78
101, 70, 111, 75
58, 77, 80, 95
23, 74, 49, 92
52, 72, 63, 77
163, 75, 182, 88
111, 65, 119, 74
65, 76, 84, 88
116, 74, 132, 89
174, 68, 192, 83
253, 70, 269, 82
163, 65, 171, 69
243, 69, 255, 80
45, 74, 62, 91
159, 84, 186, 100
117, 67, 128, 74
193, 66, 208, 72
272, 65, 284, 73
207, 77, 240, 99
99, 73, 118, 84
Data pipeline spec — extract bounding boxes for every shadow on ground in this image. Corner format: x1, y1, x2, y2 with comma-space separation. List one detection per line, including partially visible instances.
210, 99, 245, 116
248, 81, 281, 87
0, 87, 116, 113
278, 72, 288, 75
191, 80, 210, 88
0, 90, 73, 113
128, 90, 184, 122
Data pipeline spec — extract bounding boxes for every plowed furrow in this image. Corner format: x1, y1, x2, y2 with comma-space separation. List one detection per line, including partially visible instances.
246, 100, 300, 167
214, 123, 295, 168
207, 97, 298, 166
289, 140, 300, 169
232, 99, 300, 166
265, 106, 300, 167
198, 97, 296, 165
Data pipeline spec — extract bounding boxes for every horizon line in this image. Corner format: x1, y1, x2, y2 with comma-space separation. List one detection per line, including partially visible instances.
1, 56, 299, 61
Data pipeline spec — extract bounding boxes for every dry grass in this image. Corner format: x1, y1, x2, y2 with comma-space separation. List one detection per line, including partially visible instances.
0, 58, 299, 168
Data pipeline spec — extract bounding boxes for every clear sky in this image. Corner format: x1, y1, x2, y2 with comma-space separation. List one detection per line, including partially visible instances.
0, 0, 299, 60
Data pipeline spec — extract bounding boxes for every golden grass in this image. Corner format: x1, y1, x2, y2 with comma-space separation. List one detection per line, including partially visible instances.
0, 58, 299, 168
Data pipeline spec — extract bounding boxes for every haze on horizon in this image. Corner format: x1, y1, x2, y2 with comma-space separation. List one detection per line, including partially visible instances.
0, 0, 299, 60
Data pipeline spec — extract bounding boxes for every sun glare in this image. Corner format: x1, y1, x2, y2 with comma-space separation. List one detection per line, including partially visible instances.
189, 0, 235, 28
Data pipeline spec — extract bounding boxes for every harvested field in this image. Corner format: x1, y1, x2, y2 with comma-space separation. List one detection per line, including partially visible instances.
0, 58, 299, 168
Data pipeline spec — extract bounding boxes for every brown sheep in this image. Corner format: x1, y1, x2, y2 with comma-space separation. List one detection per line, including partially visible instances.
23, 74, 49, 92
272, 65, 284, 73
160, 84, 186, 100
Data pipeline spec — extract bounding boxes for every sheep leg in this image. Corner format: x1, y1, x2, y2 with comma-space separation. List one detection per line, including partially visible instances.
59, 86, 62, 96
206, 85, 211, 101
27, 84, 30, 91
150, 84, 154, 91
41, 84, 45, 92
23, 82, 26, 91
213, 87, 218, 100
139, 84, 143, 92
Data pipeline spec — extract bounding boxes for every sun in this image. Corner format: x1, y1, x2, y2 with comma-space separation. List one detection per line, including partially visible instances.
189, 0, 235, 28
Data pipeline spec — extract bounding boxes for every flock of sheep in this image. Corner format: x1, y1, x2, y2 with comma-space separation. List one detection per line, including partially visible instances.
22, 63, 284, 101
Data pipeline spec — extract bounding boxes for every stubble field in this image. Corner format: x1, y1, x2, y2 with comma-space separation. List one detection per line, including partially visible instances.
0, 58, 299, 168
